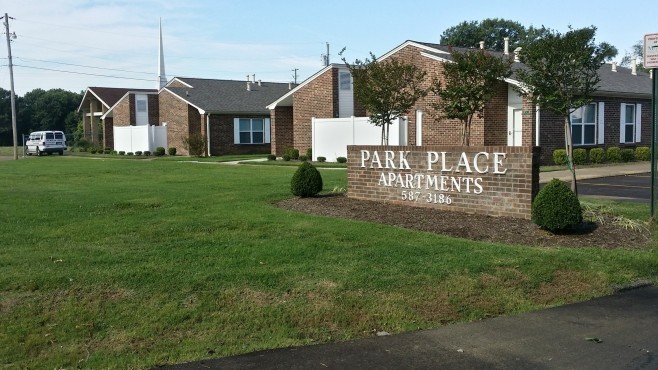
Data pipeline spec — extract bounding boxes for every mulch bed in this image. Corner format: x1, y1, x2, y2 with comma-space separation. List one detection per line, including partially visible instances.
276, 194, 652, 249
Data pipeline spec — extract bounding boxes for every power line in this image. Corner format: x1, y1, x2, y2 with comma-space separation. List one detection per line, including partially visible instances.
14, 57, 153, 75
12, 65, 154, 82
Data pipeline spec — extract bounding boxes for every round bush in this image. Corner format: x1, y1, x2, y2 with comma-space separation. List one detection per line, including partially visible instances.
291, 149, 300, 160
635, 146, 650, 161
282, 154, 291, 161
155, 147, 166, 156
119, 151, 125, 156
620, 148, 634, 162
135, 151, 143, 156
589, 148, 605, 163
266, 154, 277, 161
317, 156, 326, 163
336, 156, 347, 163
144, 151, 151, 156
299, 155, 308, 161
552, 149, 567, 165
532, 179, 582, 232
306, 148, 312, 159
572, 148, 587, 165
291, 162, 323, 197
607, 147, 621, 162
168, 147, 177, 156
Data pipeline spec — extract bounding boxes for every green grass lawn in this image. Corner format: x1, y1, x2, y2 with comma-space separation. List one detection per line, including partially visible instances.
1, 158, 657, 369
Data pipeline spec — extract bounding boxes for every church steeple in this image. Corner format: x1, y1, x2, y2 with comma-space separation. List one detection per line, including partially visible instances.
157, 18, 167, 89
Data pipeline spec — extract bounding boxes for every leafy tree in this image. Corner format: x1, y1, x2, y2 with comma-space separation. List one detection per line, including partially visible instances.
620, 40, 646, 71
341, 52, 428, 144
440, 18, 549, 51
514, 26, 608, 196
430, 48, 512, 146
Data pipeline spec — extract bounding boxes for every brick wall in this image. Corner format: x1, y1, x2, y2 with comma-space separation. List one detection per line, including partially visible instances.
271, 106, 293, 156
292, 68, 336, 154
160, 90, 192, 155
208, 114, 271, 155
113, 95, 132, 126
347, 145, 540, 219
103, 117, 113, 149
483, 81, 510, 145
148, 95, 159, 125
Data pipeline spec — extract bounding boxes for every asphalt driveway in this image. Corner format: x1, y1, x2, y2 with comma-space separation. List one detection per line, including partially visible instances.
578, 173, 652, 202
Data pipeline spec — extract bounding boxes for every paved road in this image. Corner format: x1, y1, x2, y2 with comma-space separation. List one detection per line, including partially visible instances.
578, 173, 652, 202
160, 286, 658, 370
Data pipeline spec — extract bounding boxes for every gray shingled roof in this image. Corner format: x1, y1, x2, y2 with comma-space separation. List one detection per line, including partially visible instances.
412, 40, 652, 98
89, 87, 156, 107
166, 78, 292, 114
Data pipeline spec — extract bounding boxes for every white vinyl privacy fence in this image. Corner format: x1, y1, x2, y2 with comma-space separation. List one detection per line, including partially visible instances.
113, 125, 167, 153
312, 116, 407, 162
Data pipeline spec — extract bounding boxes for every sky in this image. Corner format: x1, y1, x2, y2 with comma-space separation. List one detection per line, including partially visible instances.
1, 0, 656, 96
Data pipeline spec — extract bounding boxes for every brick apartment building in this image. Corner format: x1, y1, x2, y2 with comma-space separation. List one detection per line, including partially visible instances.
266, 40, 653, 164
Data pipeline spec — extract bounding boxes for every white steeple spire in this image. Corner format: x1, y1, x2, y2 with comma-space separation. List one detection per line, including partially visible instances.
157, 18, 167, 89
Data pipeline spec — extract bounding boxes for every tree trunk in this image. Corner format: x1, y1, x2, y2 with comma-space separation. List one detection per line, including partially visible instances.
385, 122, 390, 145
564, 116, 578, 196
381, 124, 385, 145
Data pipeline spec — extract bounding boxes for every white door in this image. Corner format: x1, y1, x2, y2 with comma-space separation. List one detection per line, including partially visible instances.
508, 109, 522, 146
135, 94, 148, 126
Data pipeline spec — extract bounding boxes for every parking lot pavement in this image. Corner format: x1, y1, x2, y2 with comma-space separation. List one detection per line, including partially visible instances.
578, 173, 652, 202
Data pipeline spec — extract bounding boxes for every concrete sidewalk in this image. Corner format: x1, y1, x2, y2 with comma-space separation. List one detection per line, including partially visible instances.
540, 162, 650, 183
160, 285, 657, 370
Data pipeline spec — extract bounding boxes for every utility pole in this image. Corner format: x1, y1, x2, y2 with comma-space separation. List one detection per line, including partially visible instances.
292, 68, 298, 84
2, 13, 18, 160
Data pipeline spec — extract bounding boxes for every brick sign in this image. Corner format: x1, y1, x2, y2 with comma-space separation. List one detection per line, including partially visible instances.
645, 33, 658, 69
347, 145, 540, 219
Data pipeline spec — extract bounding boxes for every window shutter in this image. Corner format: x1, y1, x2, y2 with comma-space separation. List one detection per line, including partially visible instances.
597, 102, 605, 144
635, 104, 642, 143
619, 104, 625, 144
264, 118, 271, 144
233, 118, 240, 144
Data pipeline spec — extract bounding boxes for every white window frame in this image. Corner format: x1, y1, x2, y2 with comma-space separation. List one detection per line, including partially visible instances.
233, 118, 271, 145
620, 103, 642, 144
570, 103, 597, 146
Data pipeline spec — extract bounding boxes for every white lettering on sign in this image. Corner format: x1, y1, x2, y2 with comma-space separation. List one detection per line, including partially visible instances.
361, 149, 508, 204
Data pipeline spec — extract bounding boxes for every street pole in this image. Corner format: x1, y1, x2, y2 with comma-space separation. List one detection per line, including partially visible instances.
651, 68, 658, 221
3, 13, 18, 160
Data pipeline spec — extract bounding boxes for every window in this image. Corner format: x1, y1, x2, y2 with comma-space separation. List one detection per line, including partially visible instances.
136, 99, 147, 112
570, 103, 597, 145
620, 104, 636, 143
339, 71, 351, 91
235, 118, 270, 144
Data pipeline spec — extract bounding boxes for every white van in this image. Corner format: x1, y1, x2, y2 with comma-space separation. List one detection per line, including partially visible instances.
25, 131, 67, 156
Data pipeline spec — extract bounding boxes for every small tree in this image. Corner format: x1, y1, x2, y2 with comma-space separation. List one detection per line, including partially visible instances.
514, 26, 608, 196
431, 49, 512, 146
183, 134, 207, 157
341, 52, 428, 144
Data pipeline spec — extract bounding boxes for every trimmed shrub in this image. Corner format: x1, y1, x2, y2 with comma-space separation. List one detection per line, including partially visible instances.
90, 149, 97, 154
104, 147, 111, 152
336, 156, 347, 163
155, 147, 166, 156
103, 150, 111, 154
532, 179, 582, 232
76, 138, 91, 152
167, 147, 176, 156
317, 156, 326, 162
119, 151, 125, 156
110, 150, 118, 155
135, 151, 143, 156
620, 148, 635, 162
607, 147, 621, 162
306, 148, 312, 160
266, 154, 277, 161
635, 146, 650, 161
282, 154, 291, 161
572, 148, 587, 165
183, 134, 207, 157
299, 155, 308, 161
552, 149, 567, 165
291, 162, 323, 197
589, 148, 605, 163
144, 151, 151, 156
127, 152, 134, 156
285, 148, 300, 160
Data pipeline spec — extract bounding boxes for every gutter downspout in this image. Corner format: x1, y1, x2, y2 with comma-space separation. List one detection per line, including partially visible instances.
535, 104, 540, 146
206, 113, 211, 156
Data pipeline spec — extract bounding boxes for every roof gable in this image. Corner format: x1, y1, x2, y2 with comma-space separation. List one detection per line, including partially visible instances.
78, 87, 156, 112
